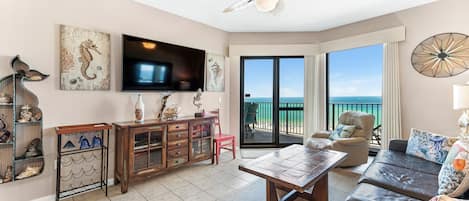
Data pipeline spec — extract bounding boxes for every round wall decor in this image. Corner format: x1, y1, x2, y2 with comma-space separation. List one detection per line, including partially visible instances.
411, 33, 469, 78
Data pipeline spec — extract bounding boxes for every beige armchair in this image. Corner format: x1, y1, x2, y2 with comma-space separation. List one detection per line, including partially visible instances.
306, 111, 375, 167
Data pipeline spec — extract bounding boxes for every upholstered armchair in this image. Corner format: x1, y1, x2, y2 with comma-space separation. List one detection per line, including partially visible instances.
306, 111, 375, 167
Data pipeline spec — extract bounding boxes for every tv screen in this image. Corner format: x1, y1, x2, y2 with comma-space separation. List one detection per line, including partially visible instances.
122, 35, 205, 91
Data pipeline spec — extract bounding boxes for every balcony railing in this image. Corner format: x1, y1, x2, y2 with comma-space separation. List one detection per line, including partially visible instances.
246, 101, 382, 145
251, 102, 305, 136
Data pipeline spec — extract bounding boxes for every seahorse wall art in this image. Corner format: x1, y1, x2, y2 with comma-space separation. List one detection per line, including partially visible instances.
59, 25, 110, 90
79, 39, 101, 80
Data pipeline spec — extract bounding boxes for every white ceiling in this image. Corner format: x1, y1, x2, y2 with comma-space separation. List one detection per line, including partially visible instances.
133, 0, 436, 32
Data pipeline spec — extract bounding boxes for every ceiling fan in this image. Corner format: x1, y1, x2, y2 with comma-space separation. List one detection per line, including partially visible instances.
223, 0, 280, 13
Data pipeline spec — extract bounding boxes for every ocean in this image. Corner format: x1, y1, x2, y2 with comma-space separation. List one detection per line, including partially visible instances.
245, 96, 382, 131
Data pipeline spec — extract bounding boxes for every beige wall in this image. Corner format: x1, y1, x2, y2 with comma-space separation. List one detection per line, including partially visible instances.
0, 0, 229, 200
321, 0, 468, 138
1, 0, 468, 200
228, 0, 469, 139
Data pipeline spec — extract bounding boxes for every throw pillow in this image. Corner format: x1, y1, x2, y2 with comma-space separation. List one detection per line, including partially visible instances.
438, 140, 469, 197
329, 124, 356, 140
406, 128, 456, 164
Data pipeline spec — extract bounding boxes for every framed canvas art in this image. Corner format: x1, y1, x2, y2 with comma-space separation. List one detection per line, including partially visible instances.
60, 25, 110, 90
205, 53, 225, 92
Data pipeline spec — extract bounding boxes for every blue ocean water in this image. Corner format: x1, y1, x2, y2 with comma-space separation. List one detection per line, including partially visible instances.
246, 96, 382, 104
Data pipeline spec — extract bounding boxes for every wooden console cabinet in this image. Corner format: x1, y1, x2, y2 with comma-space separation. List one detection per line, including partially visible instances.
113, 115, 215, 193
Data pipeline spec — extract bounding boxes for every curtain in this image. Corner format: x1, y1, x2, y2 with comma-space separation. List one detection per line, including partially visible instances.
303, 54, 326, 143
381, 42, 402, 149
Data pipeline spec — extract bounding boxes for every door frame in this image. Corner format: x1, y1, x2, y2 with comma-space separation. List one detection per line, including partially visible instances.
240, 56, 304, 148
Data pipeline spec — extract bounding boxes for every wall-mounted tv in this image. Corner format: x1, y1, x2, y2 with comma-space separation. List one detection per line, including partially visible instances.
122, 34, 206, 91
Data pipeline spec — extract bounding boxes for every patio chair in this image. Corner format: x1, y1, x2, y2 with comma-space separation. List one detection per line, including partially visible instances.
244, 103, 258, 136
306, 111, 375, 167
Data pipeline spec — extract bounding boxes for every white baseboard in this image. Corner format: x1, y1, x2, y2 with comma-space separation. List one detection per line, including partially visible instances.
32, 195, 55, 201
32, 179, 115, 201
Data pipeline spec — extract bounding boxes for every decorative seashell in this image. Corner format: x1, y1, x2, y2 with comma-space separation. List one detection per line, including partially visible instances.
0, 93, 12, 104
15, 166, 42, 180
3, 166, 12, 182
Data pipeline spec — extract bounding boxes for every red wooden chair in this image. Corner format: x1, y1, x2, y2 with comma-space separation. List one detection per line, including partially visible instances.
210, 109, 236, 165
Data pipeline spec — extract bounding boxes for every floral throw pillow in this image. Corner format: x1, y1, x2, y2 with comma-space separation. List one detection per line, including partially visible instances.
438, 140, 469, 197
406, 128, 456, 164
329, 124, 356, 140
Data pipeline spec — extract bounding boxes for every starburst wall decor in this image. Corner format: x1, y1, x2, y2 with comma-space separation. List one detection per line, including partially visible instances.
411, 33, 469, 78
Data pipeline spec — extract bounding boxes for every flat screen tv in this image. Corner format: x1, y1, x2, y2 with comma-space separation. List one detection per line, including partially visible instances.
122, 34, 206, 91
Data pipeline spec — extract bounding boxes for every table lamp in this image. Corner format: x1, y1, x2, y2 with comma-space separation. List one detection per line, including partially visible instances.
453, 83, 469, 140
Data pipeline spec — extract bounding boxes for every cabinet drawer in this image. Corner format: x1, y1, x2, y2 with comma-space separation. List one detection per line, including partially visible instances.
132, 125, 165, 133
168, 131, 188, 141
168, 123, 188, 132
167, 147, 188, 159
168, 139, 188, 150
167, 157, 188, 168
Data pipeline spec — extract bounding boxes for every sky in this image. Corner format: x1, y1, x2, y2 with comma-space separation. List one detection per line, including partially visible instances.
243, 44, 383, 98
244, 58, 304, 98
328, 44, 383, 97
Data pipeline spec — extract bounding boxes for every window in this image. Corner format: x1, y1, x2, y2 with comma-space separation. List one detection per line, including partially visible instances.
327, 44, 383, 146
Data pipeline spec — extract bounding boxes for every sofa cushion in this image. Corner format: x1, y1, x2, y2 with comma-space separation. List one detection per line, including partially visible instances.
406, 128, 456, 164
374, 150, 442, 175
438, 140, 469, 197
346, 183, 421, 201
359, 162, 439, 200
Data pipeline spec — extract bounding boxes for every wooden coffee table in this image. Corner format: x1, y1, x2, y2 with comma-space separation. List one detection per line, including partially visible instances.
239, 144, 347, 201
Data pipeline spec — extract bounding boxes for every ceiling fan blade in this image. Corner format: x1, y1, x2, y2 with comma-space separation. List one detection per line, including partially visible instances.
223, 0, 254, 13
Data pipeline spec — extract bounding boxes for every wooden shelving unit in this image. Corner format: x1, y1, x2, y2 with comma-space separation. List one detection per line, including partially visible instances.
0, 60, 47, 184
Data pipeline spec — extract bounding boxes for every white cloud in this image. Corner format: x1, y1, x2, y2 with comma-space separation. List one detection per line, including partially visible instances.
329, 78, 381, 97
280, 87, 303, 97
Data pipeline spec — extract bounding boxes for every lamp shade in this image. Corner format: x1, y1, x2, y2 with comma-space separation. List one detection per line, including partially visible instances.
453, 84, 469, 110
255, 0, 279, 12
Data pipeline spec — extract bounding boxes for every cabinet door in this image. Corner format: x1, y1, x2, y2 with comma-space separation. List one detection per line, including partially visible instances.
200, 124, 211, 138
189, 120, 213, 161
149, 129, 165, 168
130, 126, 166, 173
132, 131, 149, 172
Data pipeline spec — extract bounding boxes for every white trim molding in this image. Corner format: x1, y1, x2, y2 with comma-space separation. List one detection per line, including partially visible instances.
319, 26, 406, 53
229, 44, 319, 56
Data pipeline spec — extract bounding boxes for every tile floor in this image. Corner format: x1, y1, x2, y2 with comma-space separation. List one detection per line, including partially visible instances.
68, 150, 360, 201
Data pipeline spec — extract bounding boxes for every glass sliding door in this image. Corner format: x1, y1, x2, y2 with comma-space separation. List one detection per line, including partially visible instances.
279, 58, 304, 144
240, 56, 304, 147
326, 44, 383, 149
241, 58, 275, 145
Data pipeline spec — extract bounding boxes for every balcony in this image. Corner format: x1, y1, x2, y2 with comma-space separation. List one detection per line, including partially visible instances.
244, 102, 382, 146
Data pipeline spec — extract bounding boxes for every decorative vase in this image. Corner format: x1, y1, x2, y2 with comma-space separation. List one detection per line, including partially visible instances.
135, 94, 144, 122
